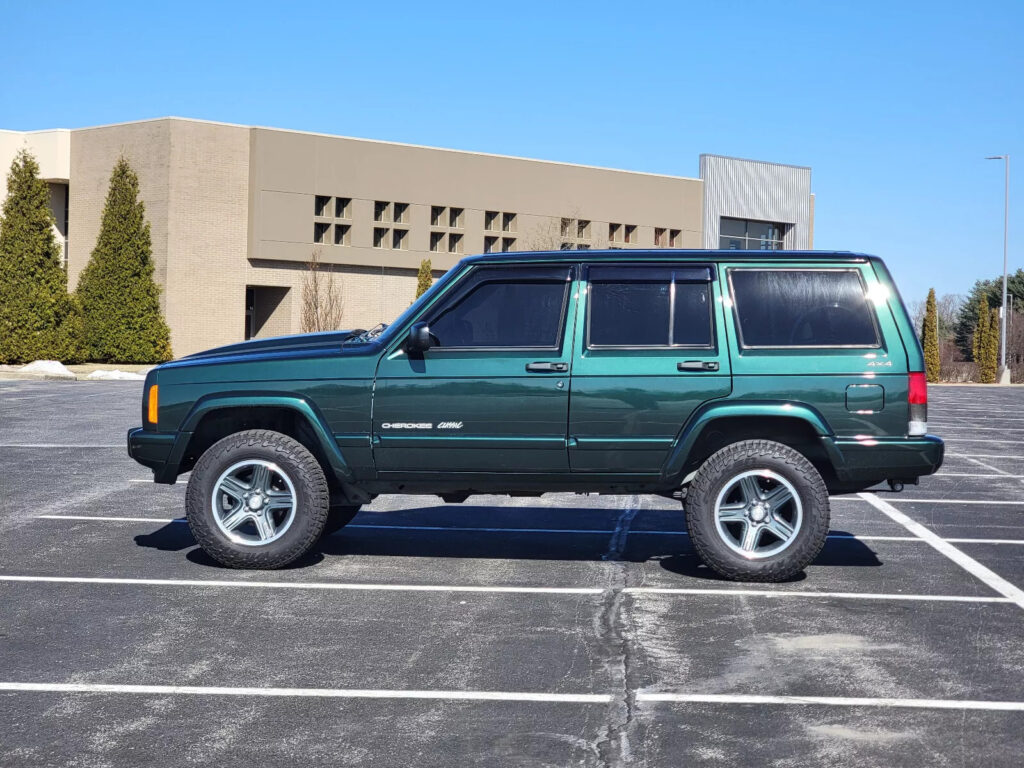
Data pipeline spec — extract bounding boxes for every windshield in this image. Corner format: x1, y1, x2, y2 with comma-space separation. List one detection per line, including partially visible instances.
345, 262, 465, 344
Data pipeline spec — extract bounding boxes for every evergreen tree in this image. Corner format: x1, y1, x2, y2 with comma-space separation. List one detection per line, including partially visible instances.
954, 269, 1024, 360
972, 296, 988, 364
76, 157, 171, 362
415, 258, 433, 299
0, 150, 82, 363
981, 308, 1000, 384
921, 288, 940, 383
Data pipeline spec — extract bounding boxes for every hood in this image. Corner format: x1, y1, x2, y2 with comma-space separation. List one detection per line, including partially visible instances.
178, 330, 361, 361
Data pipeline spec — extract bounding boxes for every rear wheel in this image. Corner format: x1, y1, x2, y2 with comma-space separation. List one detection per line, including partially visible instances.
185, 429, 330, 569
685, 440, 829, 582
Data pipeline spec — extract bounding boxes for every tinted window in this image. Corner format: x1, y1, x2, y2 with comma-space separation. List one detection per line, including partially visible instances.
430, 278, 568, 348
588, 266, 713, 347
730, 269, 879, 348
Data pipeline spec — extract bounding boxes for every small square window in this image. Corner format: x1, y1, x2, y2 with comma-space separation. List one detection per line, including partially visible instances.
448, 232, 463, 253
374, 201, 391, 223
577, 243, 590, 250
484, 211, 499, 231
314, 222, 331, 243
393, 202, 409, 224
373, 227, 389, 248
561, 218, 572, 238
431, 205, 446, 227
654, 227, 667, 247
502, 212, 517, 232
335, 197, 351, 219
483, 235, 499, 253
334, 223, 351, 246
624, 224, 637, 244
560, 241, 574, 250
577, 219, 591, 239
501, 237, 516, 252
449, 207, 464, 228
670, 229, 681, 247
315, 195, 331, 217
392, 228, 408, 249
608, 223, 621, 243
430, 231, 446, 252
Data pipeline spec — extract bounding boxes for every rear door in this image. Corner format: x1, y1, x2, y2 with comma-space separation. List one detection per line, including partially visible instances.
373, 263, 577, 474
568, 263, 732, 474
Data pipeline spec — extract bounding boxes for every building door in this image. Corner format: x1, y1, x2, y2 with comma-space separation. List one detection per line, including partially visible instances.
373, 264, 577, 474
568, 263, 732, 474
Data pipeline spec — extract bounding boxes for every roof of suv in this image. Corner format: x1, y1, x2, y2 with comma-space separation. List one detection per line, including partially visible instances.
464, 249, 877, 266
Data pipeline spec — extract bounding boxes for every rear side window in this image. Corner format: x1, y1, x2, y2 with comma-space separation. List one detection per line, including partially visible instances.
729, 268, 879, 348
429, 267, 570, 349
587, 265, 713, 348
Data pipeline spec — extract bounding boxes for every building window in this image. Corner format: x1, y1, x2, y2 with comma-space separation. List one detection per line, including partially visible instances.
314, 222, 331, 243
430, 231, 446, 252
373, 227, 389, 248
502, 212, 517, 232
719, 217, 785, 250
374, 201, 391, 223
484, 210, 499, 231
561, 218, 572, 238
670, 229, 681, 247
449, 207, 464, 228
654, 227, 667, 247
393, 202, 409, 224
315, 195, 331, 217
483, 235, 499, 253
334, 224, 351, 246
560, 242, 574, 250
335, 197, 351, 219
392, 228, 408, 249
502, 237, 516, 252
608, 223, 621, 243
576, 220, 591, 240
624, 224, 637, 244
448, 233, 464, 253
431, 205, 446, 227
577, 243, 590, 250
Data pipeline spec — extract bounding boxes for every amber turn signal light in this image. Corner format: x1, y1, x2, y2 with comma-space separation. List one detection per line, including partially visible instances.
147, 384, 159, 424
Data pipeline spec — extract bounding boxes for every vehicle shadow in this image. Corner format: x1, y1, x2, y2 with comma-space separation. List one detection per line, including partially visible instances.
133, 504, 883, 575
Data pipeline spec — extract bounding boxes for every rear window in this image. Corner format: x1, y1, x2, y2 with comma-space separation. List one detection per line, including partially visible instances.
587, 265, 713, 348
729, 269, 879, 348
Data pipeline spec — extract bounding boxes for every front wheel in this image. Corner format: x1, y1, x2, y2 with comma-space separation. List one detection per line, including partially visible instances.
185, 429, 330, 569
685, 440, 829, 582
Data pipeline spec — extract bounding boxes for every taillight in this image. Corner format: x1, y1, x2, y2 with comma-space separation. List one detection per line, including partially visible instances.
907, 372, 927, 435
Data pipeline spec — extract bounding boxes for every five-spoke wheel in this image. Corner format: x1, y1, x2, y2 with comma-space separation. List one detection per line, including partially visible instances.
211, 460, 297, 546
714, 469, 802, 559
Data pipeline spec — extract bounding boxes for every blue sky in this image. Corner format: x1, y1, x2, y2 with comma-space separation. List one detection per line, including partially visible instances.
1, 0, 1020, 305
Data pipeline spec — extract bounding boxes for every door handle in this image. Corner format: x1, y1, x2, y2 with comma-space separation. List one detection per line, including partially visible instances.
526, 362, 568, 373
678, 360, 720, 372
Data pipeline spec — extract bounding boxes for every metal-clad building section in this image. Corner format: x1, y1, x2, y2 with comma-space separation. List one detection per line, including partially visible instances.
699, 155, 812, 249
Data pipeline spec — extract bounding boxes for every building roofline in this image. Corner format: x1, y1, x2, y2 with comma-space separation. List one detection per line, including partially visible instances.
64, 116, 703, 182
700, 153, 812, 172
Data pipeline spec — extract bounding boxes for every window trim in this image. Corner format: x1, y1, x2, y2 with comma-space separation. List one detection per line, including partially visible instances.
727, 267, 882, 350
423, 265, 575, 353
584, 263, 716, 350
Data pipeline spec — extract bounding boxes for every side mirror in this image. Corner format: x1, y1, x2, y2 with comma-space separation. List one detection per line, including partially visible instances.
405, 322, 438, 353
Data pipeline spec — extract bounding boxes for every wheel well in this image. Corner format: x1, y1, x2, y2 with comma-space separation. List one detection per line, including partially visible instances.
180, 407, 333, 483
680, 416, 836, 486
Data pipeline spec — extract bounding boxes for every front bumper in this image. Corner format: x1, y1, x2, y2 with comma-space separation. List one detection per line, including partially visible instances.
127, 427, 187, 484
827, 434, 944, 485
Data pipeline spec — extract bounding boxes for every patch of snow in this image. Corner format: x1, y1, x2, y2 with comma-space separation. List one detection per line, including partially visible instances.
19, 360, 75, 378
86, 369, 146, 381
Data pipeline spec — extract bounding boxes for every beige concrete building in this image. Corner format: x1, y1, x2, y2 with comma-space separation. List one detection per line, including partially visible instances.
0, 118, 813, 357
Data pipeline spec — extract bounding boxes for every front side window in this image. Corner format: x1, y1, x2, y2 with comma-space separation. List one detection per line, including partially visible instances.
587, 265, 714, 348
729, 268, 879, 348
428, 267, 571, 349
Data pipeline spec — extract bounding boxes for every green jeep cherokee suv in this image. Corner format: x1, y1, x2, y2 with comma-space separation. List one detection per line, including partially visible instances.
128, 250, 943, 581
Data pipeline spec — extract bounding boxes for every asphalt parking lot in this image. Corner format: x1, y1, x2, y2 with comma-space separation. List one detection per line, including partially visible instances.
1, 381, 1023, 766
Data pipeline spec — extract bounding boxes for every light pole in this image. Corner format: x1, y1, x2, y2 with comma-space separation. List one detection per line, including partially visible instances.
985, 154, 1009, 374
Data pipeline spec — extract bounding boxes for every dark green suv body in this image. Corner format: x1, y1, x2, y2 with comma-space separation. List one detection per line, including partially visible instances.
129, 250, 943, 580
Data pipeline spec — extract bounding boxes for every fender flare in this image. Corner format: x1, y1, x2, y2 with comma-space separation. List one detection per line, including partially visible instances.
661, 400, 840, 482
173, 392, 355, 482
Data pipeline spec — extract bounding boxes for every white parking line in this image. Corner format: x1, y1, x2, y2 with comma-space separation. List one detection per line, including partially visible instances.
622, 588, 1009, 603
859, 493, 1024, 611
884, 499, 1024, 505
0, 681, 610, 704
0, 574, 602, 596
937, 473, 1024, 479
0, 444, 123, 448
637, 692, 1024, 712
948, 453, 1024, 460
933, 438, 1024, 444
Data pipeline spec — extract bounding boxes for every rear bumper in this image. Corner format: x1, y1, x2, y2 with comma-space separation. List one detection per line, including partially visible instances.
127, 427, 187, 484
827, 434, 944, 485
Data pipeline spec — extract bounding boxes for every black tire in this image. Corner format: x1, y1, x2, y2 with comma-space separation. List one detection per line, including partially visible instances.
685, 440, 829, 582
185, 429, 330, 569
323, 502, 361, 537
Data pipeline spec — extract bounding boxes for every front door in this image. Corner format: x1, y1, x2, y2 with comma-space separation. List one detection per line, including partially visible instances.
568, 263, 732, 474
373, 264, 577, 474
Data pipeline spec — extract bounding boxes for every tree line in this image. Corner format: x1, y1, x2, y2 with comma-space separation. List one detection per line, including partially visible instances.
0, 151, 171, 364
